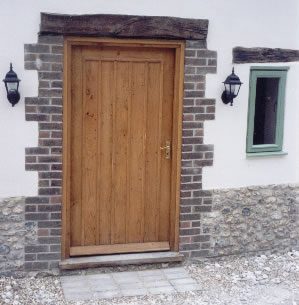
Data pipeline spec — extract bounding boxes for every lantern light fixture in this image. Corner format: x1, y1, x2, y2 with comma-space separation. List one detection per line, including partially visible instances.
3, 63, 21, 107
221, 68, 242, 106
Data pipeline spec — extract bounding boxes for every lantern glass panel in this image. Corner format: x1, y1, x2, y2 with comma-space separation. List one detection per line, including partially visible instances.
7, 82, 18, 91
235, 84, 241, 95
230, 84, 236, 95
224, 83, 230, 93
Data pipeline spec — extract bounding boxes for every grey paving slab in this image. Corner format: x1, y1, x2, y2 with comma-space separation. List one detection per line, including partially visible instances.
119, 282, 144, 289
112, 271, 141, 283
163, 270, 189, 280
170, 278, 197, 285
144, 280, 171, 288
61, 267, 200, 301
88, 278, 116, 285
142, 274, 167, 283
149, 286, 176, 295
121, 288, 148, 296
88, 277, 115, 285
90, 283, 118, 292
94, 290, 122, 299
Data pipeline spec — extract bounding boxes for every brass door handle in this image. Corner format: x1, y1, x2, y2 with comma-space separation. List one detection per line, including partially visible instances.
160, 140, 171, 159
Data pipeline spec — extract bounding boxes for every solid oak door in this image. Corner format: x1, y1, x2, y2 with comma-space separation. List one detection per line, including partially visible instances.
69, 44, 175, 256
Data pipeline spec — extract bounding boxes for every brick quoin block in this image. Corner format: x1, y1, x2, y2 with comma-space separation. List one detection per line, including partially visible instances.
180, 40, 216, 257
24, 36, 63, 271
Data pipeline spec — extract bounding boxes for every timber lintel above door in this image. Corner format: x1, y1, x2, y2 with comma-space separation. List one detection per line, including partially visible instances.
39, 12, 208, 40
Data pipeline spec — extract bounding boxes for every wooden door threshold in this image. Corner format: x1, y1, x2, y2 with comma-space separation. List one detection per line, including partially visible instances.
70, 242, 170, 256
60, 252, 184, 270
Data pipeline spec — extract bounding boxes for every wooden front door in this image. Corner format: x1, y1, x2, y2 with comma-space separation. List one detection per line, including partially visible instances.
63, 39, 183, 257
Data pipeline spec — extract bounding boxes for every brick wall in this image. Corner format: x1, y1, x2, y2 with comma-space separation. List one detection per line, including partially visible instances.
179, 40, 217, 258
24, 36, 63, 271
23, 36, 217, 271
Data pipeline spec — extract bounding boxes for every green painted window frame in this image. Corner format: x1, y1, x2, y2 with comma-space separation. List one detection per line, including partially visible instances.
246, 66, 289, 154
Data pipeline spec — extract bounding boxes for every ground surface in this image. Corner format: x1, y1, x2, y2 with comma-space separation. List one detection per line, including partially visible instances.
0, 251, 298, 305
61, 267, 200, 301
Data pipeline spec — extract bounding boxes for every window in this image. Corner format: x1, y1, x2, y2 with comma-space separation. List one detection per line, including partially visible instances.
246, 67, 288, 154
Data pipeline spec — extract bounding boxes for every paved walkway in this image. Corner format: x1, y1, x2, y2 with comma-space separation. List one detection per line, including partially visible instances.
61, 267, 200, 301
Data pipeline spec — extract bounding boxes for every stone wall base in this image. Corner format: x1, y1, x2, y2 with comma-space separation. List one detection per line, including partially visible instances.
1, 184, 299, 274
203, 184, 299, 257
0, 197, 26, 275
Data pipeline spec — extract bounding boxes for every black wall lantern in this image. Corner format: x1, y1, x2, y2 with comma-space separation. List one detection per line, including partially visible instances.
221, 68, 242, 106
3, 63, 21, 107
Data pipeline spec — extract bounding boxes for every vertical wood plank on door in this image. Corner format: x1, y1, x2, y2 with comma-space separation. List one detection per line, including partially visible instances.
111, 61, 116, 245
159, 50, 175, 242
113, 61, 130, 244
98, 60, 114, 245
70, 46, 83, 247
144, 62, 162, 242
170, 45, 184, 251
127, 62, 147, 243
96, 61, 102, 246
82, 60, 98, 246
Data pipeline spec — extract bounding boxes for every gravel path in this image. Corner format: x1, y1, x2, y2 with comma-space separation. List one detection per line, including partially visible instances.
1, 251, 298, 305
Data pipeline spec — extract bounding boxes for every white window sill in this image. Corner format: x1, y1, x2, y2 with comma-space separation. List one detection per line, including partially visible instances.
246, 151, 288, 158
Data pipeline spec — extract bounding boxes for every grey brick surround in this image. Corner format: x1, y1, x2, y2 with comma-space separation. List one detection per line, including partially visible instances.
22, 35, 217, 271
24, 35, 63, 271
25, 36, 216, 270
179, 41, 217, 257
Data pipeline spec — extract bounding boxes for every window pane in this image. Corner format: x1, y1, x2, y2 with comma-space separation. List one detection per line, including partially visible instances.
253, 77, 279, 145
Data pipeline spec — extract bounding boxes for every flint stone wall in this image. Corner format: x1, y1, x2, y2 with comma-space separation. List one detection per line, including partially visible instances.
0, 197, 28, 275
203, 184, 299, 257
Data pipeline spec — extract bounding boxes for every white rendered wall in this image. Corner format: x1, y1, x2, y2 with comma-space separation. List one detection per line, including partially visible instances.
0, 0, 298, 196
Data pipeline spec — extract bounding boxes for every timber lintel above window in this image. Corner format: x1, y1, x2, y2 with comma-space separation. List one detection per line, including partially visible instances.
233, 47, 299, 63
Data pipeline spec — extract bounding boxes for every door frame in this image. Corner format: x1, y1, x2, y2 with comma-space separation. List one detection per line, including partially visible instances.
62, 37, 184, 259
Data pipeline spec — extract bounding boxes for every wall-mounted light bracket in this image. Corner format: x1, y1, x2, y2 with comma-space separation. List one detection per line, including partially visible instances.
221, 68, 242, 106
3, 63, 21, 107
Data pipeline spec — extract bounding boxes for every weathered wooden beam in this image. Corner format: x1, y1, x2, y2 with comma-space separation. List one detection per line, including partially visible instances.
40, 13, 208, 40
233, 47, 299, 63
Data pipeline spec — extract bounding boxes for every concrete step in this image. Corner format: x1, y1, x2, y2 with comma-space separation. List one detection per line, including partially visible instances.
60, 252, 184, 270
